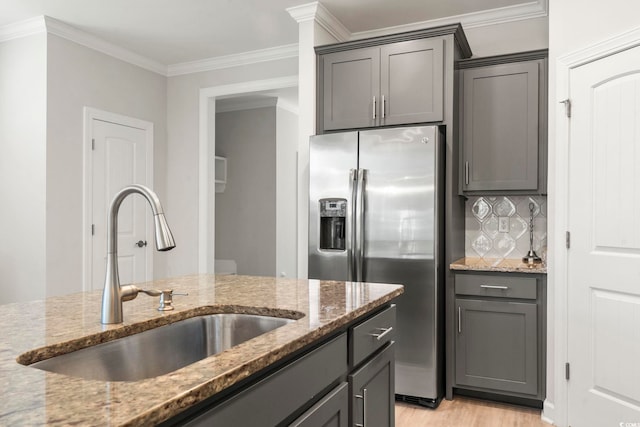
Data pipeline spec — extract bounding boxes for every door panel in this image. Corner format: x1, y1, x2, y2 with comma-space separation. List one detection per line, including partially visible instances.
381, 38, 444, 125
322, 48, 380, 131
455, 299, 537, 395
349, 343, 395, 427
359, 126, 437, 261
92, 119, 149, 290
289, 382, 348, 427
568, 45, 640, 426
358, 126, 441, 399
308, 132, 358, 281
462, 62, 539, 191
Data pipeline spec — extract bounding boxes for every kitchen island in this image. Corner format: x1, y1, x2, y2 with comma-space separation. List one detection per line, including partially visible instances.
0, 274, 402, 426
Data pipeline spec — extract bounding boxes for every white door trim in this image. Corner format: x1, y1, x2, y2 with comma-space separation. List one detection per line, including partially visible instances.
197, 75, 298, 274
551, 24, 640, 427
82, 107, 154, 291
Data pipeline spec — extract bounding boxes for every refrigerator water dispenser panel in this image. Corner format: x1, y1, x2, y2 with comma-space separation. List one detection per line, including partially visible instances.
319, 198, 347, 251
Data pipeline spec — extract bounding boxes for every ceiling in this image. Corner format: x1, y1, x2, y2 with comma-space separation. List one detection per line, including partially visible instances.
0, 0, 539, 66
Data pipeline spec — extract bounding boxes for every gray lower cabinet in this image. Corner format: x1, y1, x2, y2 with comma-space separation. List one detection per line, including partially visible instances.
458, 50, 548, 194
168, 304, 397, 427
182, 334, 348, 427
350, 342, 395, 427
289, 382, 349, 427
317, 35, 446, 132
449, 272, 546, 402
455, 299, 537, 395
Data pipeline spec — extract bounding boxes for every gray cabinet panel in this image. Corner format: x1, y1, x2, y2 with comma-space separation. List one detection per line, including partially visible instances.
318, 34, 447, 132
381, 38, 444, 125
184, 334, 347, 427
349, 343, 395, 427
455, 299, 537, 395
461, 60, 543, 193
350, 305, 396, 368
322, 48, 380, 131
455, 274, 537, 300
289, 382, 349, 427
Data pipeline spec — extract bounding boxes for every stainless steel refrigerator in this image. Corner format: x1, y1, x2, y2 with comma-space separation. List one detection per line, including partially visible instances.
308, 125, 444, 407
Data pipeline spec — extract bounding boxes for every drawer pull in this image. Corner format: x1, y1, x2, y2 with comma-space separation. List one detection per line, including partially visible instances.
372, 96, 376, 120
369, 326, 393, 341
480, 284, 509, 290
355, 388, 368, 426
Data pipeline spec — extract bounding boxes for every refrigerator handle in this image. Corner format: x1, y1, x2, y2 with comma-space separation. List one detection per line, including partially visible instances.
347, 169, 358, 282
355, 169, 367, 282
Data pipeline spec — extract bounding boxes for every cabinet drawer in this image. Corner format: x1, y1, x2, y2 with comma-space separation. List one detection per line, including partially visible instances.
350, 305, 396, 368
455, 274, 536, 300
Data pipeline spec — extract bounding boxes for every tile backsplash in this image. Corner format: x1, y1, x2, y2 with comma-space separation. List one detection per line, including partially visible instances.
465, 195, 547, 262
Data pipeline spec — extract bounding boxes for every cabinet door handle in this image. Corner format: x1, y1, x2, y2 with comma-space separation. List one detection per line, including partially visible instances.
480, 284, 509, 290
382, 95, 386, 119
369, 326, 393, 341
372, 96, 376, 120
464, 161, 469, 185
458, 307, 462, 334
355, 388, 368, 426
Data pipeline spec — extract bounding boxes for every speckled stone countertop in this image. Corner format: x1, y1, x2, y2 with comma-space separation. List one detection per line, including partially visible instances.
0, 274, 403, 426
450, 257, 547, 274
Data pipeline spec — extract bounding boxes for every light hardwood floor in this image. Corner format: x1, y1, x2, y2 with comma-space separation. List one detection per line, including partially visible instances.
396, 396, 552, 427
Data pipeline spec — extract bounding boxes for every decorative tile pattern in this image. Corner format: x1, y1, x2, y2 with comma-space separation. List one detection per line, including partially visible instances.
466, 195, 547, 262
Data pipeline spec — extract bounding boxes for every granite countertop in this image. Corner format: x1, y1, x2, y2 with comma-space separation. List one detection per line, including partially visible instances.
450, 257, 547, 274
0, 274, 403, 426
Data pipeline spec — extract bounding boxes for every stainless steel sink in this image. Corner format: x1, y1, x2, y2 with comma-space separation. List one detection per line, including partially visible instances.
27, 313, 294, 381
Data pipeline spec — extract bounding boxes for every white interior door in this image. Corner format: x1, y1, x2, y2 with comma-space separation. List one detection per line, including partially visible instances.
568, 45, 640, 426
91, 118, 151, 291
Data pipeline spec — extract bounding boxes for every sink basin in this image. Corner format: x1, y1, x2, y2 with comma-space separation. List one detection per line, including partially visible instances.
27, 313, 294, 381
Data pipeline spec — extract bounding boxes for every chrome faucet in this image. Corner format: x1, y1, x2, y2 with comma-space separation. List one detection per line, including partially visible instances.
101, 184, 176, 324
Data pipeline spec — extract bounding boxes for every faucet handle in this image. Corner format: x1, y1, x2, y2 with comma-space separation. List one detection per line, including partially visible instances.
138, 288, 162, 297
157, 290, 188, 311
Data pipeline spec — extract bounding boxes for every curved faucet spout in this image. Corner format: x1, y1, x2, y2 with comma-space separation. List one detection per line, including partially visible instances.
101, 184, 176, 324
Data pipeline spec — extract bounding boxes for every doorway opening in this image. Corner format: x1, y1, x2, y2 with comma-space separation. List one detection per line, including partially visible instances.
198, 76, 298, 276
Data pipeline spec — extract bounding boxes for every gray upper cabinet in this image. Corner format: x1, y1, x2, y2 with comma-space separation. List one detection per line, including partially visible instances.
322, 47, 380, 130
458, 50, 548, 194
379, 38, 444, 126
316, 25, 473, 133
321, 38, 443, 131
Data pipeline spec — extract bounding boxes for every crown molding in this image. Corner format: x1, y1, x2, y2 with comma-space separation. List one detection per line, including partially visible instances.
286, 2, 320, 23
287, 1, 349, 42
167, 43, 298, 77
558, 24, 640, 68
1, 16, 167, 75
350, 0, 548, 40
43, 16, 167, 75
0, 16, 46, 42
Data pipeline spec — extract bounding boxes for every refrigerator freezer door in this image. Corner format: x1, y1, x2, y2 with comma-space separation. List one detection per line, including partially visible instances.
359, 126, 442, 400
309, 132, 359, 281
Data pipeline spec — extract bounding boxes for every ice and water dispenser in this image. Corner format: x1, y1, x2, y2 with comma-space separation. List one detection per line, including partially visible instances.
319, 198, 346, 251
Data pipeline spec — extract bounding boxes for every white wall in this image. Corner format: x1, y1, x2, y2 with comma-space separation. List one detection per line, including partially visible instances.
45, 34, 167, 296
545, 2, 640, 424
276, 104, 299, 278
165, 58, 297, 277
0, 34, 47, 304
215, 106, 277, 276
